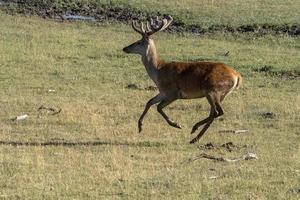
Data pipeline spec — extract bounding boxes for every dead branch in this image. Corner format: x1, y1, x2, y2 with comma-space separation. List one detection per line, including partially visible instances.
11, 114, 28, 121
218, 129, 249, 134
182, 152, 257, 164
38, 105, 61, 115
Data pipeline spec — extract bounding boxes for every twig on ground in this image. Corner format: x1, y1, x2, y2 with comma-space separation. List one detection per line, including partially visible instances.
38, 105, 61, 115
208, 176, 219, 180
218, 129, 249, 134
182, 152, 258, 164
11, 114, 28, 121
47, 89, 56, 93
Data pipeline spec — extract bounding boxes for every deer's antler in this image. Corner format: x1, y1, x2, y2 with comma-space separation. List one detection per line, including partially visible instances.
132, 20, 145, 35
131, 15, 173, 36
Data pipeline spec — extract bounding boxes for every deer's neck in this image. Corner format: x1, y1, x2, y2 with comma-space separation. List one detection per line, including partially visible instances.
141, 40, 163, 84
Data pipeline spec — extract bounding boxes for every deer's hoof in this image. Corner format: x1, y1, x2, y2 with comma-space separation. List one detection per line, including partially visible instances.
138, 127, 142, 133
174, 123, 182, 129
138, 121, 143, 133
189, 138, 198, 144
191, 126, 198, 134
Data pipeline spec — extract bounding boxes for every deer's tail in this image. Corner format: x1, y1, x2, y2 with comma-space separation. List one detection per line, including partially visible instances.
235, 74, 242, 89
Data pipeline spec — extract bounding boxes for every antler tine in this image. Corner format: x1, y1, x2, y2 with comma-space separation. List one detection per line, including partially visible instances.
151, 16, 162, 29
147, 15, 173, 36
150, 18, 156, 28
140, 22, 145, 34
132, 20, 142, 34
146, 17, 164, 35
132, 20, 146, 35
161, 15, 173, 31
146, 21, 152, 33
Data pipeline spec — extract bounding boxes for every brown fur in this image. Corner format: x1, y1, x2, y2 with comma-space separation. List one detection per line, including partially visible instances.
157, 61, 241, 99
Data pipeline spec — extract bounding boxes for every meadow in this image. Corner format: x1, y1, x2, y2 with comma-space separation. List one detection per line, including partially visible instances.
0, 1, 299, 199
101, 0, 300, 27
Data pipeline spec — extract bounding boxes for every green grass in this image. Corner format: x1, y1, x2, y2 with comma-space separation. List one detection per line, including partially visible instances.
100, 0, 300, 27
0, 12, 299, 199
5, 0, 300, 30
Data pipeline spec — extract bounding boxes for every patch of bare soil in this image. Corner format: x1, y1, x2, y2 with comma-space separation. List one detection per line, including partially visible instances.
258, 112, 276, 119
254, 66, 300, 80
199, 142, 248, 152
126, 84, 157, 91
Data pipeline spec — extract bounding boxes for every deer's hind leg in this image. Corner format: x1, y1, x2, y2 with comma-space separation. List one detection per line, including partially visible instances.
190, 91, 224, 143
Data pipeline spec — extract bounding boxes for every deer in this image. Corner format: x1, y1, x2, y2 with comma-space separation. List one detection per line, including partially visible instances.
122, 15, 242, 144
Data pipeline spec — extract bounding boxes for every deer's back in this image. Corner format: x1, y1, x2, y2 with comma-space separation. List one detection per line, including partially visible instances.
157, 61, 240, 98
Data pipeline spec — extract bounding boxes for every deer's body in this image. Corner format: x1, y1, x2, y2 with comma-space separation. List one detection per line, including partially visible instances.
156, 61, 240, 99
123, 16, 242, 143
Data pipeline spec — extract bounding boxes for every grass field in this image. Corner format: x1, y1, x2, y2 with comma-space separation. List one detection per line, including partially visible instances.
101, 0, 300, 26
0, 3, 299, 200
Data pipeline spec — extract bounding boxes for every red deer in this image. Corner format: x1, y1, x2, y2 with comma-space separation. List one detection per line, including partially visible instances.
123, 16, 242, 143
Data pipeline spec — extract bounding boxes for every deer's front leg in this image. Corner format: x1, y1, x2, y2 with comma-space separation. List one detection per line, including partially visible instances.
138, 94, 163, 133
157, 95, 181, 129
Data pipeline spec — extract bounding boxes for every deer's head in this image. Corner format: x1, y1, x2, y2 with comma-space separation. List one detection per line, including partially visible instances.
123, 16, 173, 56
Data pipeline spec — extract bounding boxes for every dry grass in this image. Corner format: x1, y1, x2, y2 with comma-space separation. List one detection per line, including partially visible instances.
0, 12, 299, 199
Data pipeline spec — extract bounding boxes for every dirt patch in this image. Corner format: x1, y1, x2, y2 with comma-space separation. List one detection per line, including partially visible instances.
259, 112, 276, 119
254, 66, 300, 80
199, 142, 247, 152
290, 188, 300, 194
221, 142, 238, 152
144, 86, 157, 91
2, 0, 300, 37
200, 142, 216, 150
126, 83, 139, 90
255, 65, 274, 73
2, 0, 147, 22
126, 84, 157, 91
273, 70, 300, 80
